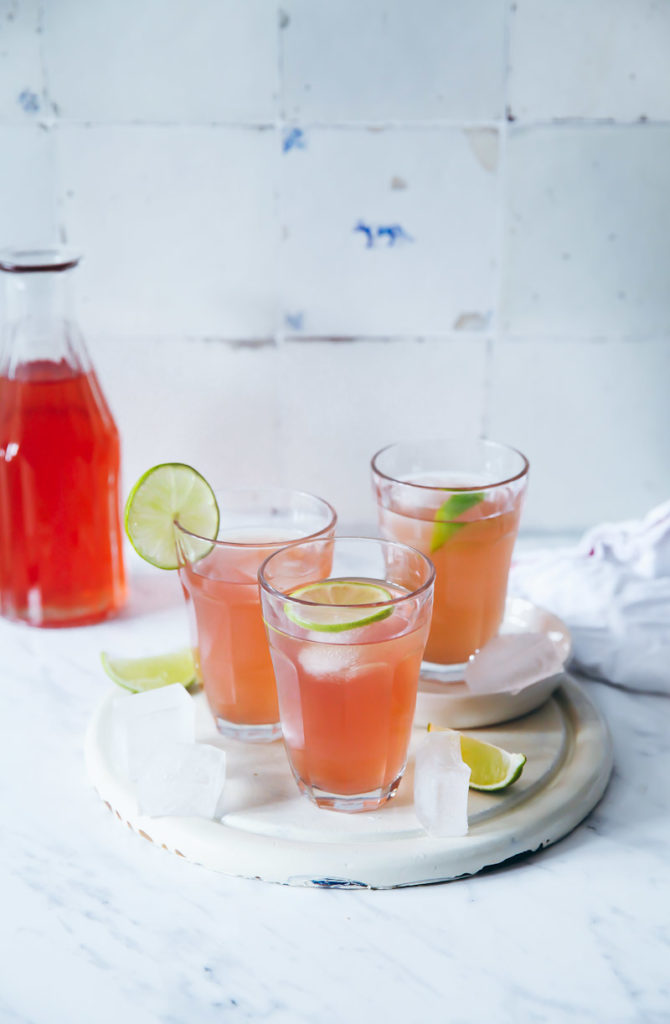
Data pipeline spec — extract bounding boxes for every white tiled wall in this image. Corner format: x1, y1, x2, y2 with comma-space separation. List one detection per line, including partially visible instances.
279, 0, 507, 122
1, 0, 669, 535
488, 337, 670, 529
278, 337, 489, 527
503, 124, 670, 338
56, 125, 279, 337
0, 0, 42, 124
44, 1, 279, 124
508, 0, 670, 122
278, 127, 498, 336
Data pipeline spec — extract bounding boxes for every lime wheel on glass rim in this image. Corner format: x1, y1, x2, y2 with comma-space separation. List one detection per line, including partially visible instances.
124, 462, 219, 570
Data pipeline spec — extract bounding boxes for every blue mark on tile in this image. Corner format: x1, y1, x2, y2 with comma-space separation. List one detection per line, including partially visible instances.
354, 221, 414, 248
353, 220, 375, 248
377, 224, 413, 246
283, 128, 306, 154
18, 89, 40, 113
285, 311, 304, 331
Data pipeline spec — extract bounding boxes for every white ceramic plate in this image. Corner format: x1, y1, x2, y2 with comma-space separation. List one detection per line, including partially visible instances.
415, 597, 572, 729
85, 677, 611, 888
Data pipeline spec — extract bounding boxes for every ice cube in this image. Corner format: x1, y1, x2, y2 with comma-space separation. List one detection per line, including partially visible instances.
298, 642, 360, 679
464, 632, 564, 696
270, 648, 304, 748
112, 684, 195, 781
414, 731, 471, 837
136, 742, 227, 819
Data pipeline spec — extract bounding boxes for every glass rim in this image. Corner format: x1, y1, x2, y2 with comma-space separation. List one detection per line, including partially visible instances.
172, 486, 337, 550
258, 534, 436, 610
370, 437, 529, 492
0, 247, 82, 274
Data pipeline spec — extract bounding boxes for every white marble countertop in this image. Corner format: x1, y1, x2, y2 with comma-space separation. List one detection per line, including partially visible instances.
2, 565, 669, 1024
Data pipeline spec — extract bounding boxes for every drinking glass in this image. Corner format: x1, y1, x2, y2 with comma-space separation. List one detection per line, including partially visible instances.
174, 488, 336, 743
259, 536, 435, 811
371, 439, 529, 678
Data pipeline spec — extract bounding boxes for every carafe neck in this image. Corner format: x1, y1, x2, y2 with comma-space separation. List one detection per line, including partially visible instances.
0, 248, 90, 376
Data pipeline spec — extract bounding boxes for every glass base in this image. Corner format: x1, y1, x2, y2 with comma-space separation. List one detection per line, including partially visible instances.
215, 717, 282, 743
294, 772, 402, 813
420, 658, 469, 684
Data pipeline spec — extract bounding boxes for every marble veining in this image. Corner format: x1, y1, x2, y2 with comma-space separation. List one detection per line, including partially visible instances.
1, 564, 669, 1023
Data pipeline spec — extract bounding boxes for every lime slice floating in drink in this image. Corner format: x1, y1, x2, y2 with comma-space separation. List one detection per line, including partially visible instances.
101, 647, 197, 693
124, 462, 219, 569
431, 491, 485, 553
427, 724, 527, 791
285, 580, 393, 633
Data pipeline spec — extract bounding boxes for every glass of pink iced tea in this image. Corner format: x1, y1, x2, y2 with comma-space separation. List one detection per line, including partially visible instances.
259, 536, 434, 811
174, 488, 336, 743
372, 439, 529, 679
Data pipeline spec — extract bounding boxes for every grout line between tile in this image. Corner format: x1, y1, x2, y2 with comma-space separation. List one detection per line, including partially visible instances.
6, 117, 670, 130
483, 0, 515, 440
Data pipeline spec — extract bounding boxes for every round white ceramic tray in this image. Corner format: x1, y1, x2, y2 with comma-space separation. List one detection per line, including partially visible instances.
415, 597, 573, 729
85, 675, 612, 889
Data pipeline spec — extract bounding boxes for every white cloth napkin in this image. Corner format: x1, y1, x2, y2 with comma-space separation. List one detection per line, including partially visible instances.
510, 500, 670, 694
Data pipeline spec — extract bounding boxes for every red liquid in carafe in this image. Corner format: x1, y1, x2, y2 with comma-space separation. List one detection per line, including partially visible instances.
0, 359, 126, 625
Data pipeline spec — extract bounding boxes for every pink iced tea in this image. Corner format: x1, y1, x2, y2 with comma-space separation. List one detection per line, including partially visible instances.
175, 489, 337, 743
267, 582, 429, 799
259, 536, 435, 811
372, 441, 529, 670
378, 483, 523, 665
180, 531, 331, 732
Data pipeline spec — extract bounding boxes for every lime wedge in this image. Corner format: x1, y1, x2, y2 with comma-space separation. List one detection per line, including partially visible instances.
101, 648, 196, 693
431, 491, 485, 553
427, 724, 526, 791
124, 463, 219, 569
285, 580, 393, 633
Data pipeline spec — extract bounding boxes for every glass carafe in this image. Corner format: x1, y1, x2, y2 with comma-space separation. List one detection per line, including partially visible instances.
0, 248, 126, 626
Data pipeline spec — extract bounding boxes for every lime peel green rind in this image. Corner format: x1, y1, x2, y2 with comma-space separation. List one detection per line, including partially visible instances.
124, 462, 219, 570
284, 580, 394, 633
430, 490, 485, 553
101, 648, 196, 693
